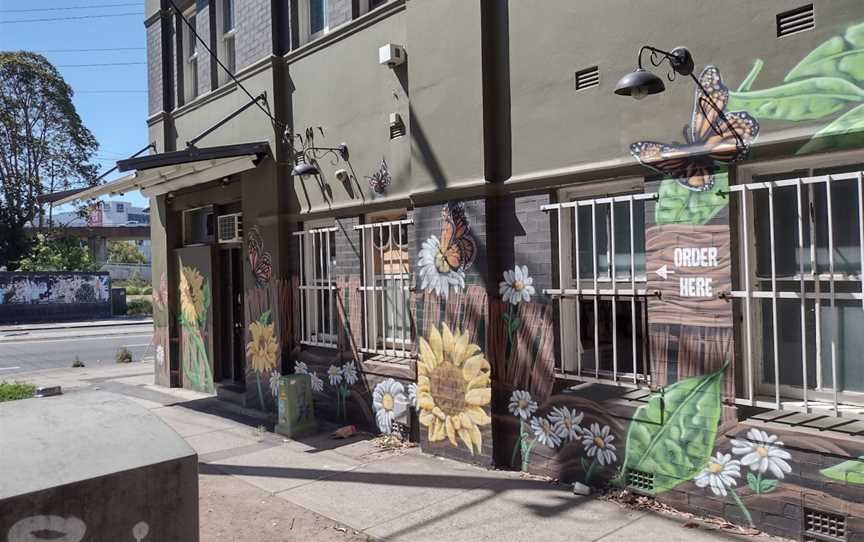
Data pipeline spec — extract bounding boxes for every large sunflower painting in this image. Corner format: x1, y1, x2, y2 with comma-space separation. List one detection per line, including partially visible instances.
416, 323, 491, 455
179, 265, 213, 393
246, 309, 279, 411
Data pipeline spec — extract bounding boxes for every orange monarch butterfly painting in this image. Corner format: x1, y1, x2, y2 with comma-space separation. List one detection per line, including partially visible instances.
246, 226, 272, 288
417, 202, 477, 298
630, 65, 760, 192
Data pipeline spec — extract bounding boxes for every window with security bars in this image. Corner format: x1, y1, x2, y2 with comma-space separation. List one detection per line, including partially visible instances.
731, 157, 864, 414
543, 184, 653, 384
295, 225, 338, 348
355, 215, 413, 358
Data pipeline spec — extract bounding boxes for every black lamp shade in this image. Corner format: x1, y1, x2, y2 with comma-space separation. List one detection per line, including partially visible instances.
614, 69, 666, 97
291, 163, 320, 177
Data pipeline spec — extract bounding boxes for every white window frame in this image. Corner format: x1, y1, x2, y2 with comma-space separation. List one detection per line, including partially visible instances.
298, 0, 329, 45
355, 213, 413, 358
733, 149, 864, 415
183, 6, 199, 102
215, 0, 236, 83
543, 178, 653, 386
295, 221, 338, 348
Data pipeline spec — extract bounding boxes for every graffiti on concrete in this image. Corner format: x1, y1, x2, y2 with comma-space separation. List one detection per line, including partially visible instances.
6, 516, 150, 542
0, 274, 109, 305
417, 203, 477, 299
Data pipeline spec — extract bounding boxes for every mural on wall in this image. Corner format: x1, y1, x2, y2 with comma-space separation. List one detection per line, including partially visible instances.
417, 203, 477, 299
366, 157, 392, 196
6, 515, 151, 542
0, 274, 110, 305
372, 377, 409, 435
416, 322, 491, 455
246, 309, 279, 411
179, 265, 213, 393
246, 225, 273, 288
152, 272, 170, 383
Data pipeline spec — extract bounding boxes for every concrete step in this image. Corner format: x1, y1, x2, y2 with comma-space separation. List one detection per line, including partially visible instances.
216, 381, 247, 408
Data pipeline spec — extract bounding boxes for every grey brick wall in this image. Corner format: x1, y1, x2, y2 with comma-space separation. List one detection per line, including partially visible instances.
146, 19, 162, 114
195, 2, 211, 95
334, 216, 361, 278
328, 0, 353, 29
235, 0, 272, 71
491, 193, 553, 296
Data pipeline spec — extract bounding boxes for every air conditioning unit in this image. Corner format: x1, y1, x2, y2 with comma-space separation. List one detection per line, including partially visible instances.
379, 43, 406, 67
217, 213, 243, 244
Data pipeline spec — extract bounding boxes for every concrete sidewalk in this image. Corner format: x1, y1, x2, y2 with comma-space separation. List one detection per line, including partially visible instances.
11, 363, 765, 542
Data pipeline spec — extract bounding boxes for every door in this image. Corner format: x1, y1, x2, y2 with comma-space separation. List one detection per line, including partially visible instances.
218, 247, 246, 385
176, 246, 217, 394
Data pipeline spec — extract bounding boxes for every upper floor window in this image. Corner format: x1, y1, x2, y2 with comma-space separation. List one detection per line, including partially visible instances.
183, 6, 199, 102
218, 0, 236, 81
310, 0, 327, 36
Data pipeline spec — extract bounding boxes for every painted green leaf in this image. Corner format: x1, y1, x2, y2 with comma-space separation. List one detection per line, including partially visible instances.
655, 171, 728, 226
820, 456, 864, 484
737, 59, 764, 92
624, 363, 727, 493
785, 22, 864, 83
746, 472, 759, 492
259, 309, 271, 325
797, 103, 864, 155
727, 77, 864, 121
760, 479, 778, 493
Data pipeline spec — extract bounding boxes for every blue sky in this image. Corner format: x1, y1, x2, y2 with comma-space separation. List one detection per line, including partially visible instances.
0, 1, 150, 209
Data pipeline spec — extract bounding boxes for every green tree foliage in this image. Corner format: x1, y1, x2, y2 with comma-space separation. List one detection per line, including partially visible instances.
0, 52, 99, 267
107, 240, 147, 264
16, 232, 97, 272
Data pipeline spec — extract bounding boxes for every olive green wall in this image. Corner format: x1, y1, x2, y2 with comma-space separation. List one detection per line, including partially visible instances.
506, 0, 863, 183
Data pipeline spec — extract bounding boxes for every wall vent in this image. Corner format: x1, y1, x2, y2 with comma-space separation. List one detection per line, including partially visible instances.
625, 469, 655, 494
389, 112, 406, 139
777, 5, 814, 38
575, 66, 600, 91
804, 507, 846, 541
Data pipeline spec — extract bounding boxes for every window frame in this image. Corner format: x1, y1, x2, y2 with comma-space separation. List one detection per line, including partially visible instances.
215, 0, 236, 83
734, 149, 864, 414
295, 220, 338, 349
298, 0, 329, 45
544, 178, 653, 386
355, 211, 414, 359
183, 5, 199, 102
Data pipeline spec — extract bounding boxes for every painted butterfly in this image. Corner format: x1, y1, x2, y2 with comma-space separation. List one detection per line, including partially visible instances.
366, 157, 392, 195
437, 202, 476, 273
246, 225, 272, 287
630, 65, 760, 192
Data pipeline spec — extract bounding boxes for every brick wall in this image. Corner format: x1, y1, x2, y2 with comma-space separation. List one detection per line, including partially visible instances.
334, 217, 361, 278
146, 19, 163, 114
235, 0, 272, 70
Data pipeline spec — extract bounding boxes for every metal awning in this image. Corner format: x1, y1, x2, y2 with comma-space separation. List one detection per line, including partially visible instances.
54, 142, 270, 205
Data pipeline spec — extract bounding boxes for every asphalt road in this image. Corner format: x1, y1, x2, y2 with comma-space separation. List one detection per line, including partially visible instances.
0, 324, 154, 377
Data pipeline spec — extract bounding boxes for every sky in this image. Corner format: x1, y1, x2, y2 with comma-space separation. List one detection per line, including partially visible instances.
0, 0, 150, 209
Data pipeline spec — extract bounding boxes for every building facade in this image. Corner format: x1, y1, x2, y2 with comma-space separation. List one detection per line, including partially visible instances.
81, 1, 864, 539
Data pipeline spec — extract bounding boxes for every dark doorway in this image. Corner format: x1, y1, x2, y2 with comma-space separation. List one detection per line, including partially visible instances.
218, 246, 246, 387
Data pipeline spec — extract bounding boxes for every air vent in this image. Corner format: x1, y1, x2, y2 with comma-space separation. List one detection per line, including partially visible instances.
777, 5, 814, 38
625, 469, 655, 494
575, 66, 599, 91
389, 112, 406, 139
804, 508, 846, 541
217, 213, 243, 244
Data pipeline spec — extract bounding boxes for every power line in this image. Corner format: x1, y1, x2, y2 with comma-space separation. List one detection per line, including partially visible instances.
56, 62, 145, 67
75, 90, 147, 93
36, 47, 144, 53
0, 12, 140, 24
0, 3, 139, 13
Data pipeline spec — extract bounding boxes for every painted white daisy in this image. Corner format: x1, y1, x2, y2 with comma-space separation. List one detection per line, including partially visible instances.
508, 390, 538, 420
327, 364, 343, 386
548, 406, 583, 441
695, 452, 741, 497
341, 361, 359, 386
581, 423, 617, 466
407, 382, 418, 409
294, 361, 309, 375
417, 235, 466, 299
530, 416, 562, 449
269, 370, 280, 397
731, 428, 792, 479
309, 372, 324, 392
155, 344, 165, 368
373, 378, 408, 435
499, 265, 536, 305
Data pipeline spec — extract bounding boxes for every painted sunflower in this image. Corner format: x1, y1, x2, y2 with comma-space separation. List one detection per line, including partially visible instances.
179, 266, 205, 324
416, 323, 491, 454
246, 320, 278, 373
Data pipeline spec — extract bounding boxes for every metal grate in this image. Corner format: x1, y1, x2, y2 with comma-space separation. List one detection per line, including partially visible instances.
804, 508, 846, 541
575, 66, 600, 91
626, 469, 655, 494
777, 5, 814, 38
389, 113, 406, 139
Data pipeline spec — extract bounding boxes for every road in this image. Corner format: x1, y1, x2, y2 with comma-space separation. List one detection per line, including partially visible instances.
0, 324, 154, 377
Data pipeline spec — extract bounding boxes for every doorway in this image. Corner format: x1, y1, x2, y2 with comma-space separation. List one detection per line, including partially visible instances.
219, 246, 245, 387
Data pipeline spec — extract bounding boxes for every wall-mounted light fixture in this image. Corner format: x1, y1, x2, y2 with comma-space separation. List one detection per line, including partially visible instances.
286, 127, 350, 177
614, 45, 745, 150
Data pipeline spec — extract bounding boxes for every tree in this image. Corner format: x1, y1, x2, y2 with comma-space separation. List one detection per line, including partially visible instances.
0, 52, 99, 267
16, 233, 97, 272
107, 240, 147, 264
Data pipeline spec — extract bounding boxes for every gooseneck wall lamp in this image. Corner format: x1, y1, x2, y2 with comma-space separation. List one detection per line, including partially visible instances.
614, 45, 745, 150
286, 126, 350, 177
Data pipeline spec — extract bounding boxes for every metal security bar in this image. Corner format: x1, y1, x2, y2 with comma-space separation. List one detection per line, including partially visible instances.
355, 218, 414, 358
294, 226, 338, 348
542, 193, 655, 385
728, 170, 864, 414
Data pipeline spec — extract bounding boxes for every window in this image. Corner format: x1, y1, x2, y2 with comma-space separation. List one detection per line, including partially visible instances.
182, 205, 215, 246
355, 214, 413, 358
733, 154, 864, 413
183, 7, 199, 102
296, 223, 338, 348
115, 203, 125, 213
544, 182, 653, 384
310, 0, 327, 36
217, 0, 236, 82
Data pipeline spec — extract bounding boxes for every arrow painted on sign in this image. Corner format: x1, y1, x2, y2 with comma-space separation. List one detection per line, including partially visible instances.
656, 264, 675, 280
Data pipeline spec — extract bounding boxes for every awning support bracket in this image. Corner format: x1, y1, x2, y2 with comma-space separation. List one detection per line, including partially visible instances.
186, 92, 268, 150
